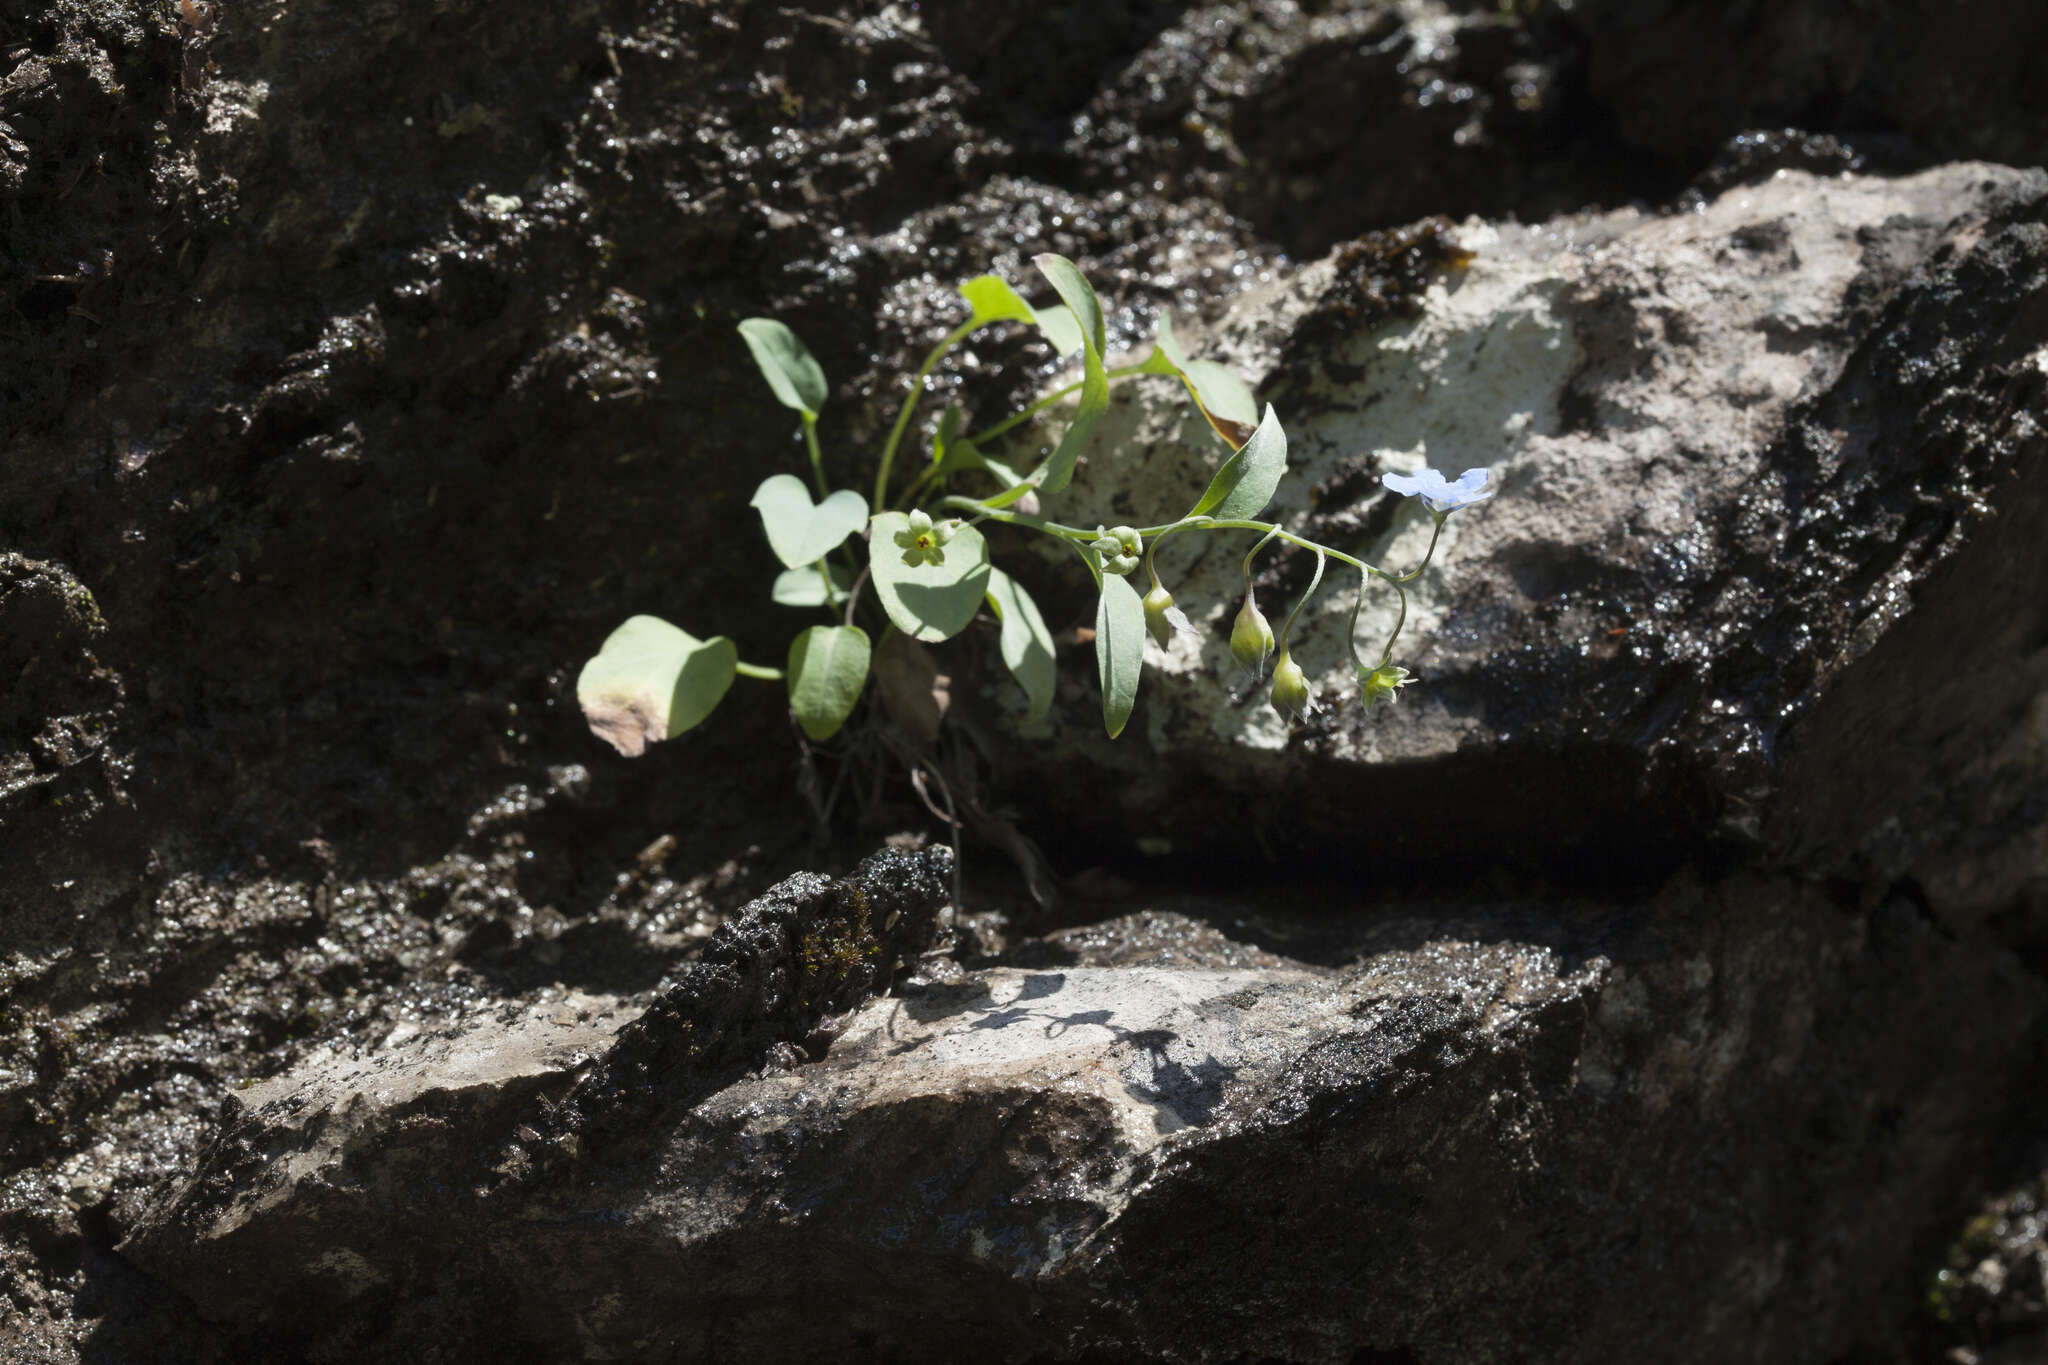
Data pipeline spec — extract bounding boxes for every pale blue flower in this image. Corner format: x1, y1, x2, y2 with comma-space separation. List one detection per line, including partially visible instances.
1382, 466, 1494, 515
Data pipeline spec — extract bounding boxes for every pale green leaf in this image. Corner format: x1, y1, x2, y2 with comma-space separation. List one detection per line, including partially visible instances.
1034, 253, 1105, 358
738, 318, 827, 417
1031, 304, 1084, 356
770, 561, 853, 608
1095, 571, 1145, 739
1027, 253, 1110, 495
577, 615, 738, 756
786, 624, 870, 741
1154, 312, 1258, 446
868, 512, 992, 642
749, 474, 868, 571
1187, 403, 1287, 521
984, 568, 1056, 722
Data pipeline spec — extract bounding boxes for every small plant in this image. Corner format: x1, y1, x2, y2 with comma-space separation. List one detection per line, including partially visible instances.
577, 254, 1490, 762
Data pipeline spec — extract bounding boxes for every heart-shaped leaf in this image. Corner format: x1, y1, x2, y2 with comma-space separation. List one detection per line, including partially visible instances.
958, 273, 1083, 355
771, 561, 853, 609
750, 474, 868, 571
786, 624, 870, 741
1095, 571, 1145, 739
959, 274, 1037, 327
984, 568, 1055, 722
577, 615, 738, 756
738, 318, 827, 417
868, 512, 991, 642
1187, 403, 1287, 521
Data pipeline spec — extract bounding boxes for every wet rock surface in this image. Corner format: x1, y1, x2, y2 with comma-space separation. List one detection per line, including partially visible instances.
2, 0, 2046, 1359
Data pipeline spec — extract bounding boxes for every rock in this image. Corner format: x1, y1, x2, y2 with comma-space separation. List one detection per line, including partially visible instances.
125, 845, 954, 1325
125, 986, 635, 1325
126, 871, 2043, 1362
997, 162, 2048, 896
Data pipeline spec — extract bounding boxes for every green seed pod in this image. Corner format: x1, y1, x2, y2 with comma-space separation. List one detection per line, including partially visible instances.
1269, 648, 1311, 719
1230, 595, 1275, 675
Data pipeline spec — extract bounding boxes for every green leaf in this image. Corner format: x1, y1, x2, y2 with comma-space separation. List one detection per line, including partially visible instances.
1034, 254, 1105, 358
984, 568, 1056, 722
577, 615, 738, 756
1094, 571, 1145, 739
786, 624, 870, 741
959, 274, 1038, 327
958, 270, 1083, 354
771, 561, 853, 608
1186, 403, 1287, 521
1154, 313, 1259, 446
1031, 304, 1084, 356
868, 512, 992, 642
749, 474, 868, 571
1028, 253, 1110, 495
738, 318, 828, 417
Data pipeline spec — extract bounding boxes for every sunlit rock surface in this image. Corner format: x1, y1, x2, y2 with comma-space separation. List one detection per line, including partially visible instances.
1007, 163, 2048, 891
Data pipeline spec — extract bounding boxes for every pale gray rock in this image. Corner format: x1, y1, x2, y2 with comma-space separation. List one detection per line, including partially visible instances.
995, 163, 2048, 899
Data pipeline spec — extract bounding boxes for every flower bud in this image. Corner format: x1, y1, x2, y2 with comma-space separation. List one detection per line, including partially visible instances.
1360, 662, 1413, 708
1143, 582, 1199, 648
1269, 648, 1311, 719
1230, 595, 1275, 675
1090, 525, 1142, 576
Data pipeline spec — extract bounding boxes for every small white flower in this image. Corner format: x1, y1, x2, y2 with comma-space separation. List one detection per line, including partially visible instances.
1382, 466, 1494, 515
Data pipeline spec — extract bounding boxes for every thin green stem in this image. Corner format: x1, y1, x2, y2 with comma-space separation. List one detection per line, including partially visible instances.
842, 562, 872, 629
1345, 568, 1371, 673
935, 498, 1395, 583
1277, 548, 1326, 648
801, 414, 827, 499
963, 362, 1152, 447
1393, 515, 1446, 583
874, 319, 979, 509
735, 661, 784, 681
1380, 582, 1409, 669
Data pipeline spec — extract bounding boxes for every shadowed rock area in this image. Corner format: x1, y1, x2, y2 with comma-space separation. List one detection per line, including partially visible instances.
4, 0, 2048, 1360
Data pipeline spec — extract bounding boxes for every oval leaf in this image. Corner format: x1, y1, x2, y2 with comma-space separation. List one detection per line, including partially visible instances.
750, 474, 869, 570
577, 615, 738, 756
1095, 572, 1145, 739
738, 318, 827, 417
984, 568, 1056, 722
1187, 403, 1287, 521
1034, 253, 1106, 359
1030, 304, 1084, 357
868, 513, 992, 642
771, 561, 853, 609
1027, 254, 1110, 496
787, 624, 871, 741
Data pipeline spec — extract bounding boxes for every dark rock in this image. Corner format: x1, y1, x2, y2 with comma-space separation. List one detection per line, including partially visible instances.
125, 872, 2045, 1363
123, 845, 953, 1325
2, 0, 2046, 1357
